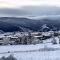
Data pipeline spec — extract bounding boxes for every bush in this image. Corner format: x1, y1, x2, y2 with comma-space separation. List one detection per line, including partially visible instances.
0, 56, 6, 60
0, 55, 17, 60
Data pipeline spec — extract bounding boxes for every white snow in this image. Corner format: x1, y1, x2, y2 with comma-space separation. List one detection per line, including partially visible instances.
0, 37, 60, 60
0, 43, 60, 60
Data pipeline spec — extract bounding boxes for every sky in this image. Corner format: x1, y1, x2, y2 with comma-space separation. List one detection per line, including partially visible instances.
0, 0, 60, 17
0, 0, 60, 8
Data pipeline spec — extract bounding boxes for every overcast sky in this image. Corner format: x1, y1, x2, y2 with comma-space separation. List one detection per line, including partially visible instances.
0, 0, 60, 17
0, 0, 60, 8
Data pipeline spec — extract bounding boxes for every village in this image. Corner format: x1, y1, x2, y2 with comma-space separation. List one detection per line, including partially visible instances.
0, 30, 60, 45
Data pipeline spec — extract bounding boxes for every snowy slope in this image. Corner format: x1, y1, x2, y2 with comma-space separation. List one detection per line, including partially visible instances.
0, 37, 60, 60
0, 43, 60, 60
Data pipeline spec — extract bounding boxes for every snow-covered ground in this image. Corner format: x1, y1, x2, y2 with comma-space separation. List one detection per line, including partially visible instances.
0, 43, 60, 60
0, 36, 60, 60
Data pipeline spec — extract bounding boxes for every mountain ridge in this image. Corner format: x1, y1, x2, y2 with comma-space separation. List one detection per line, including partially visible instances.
0, 17, 60, 32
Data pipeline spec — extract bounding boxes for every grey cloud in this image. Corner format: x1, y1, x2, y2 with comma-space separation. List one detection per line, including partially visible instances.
0, 6, 60, 17
0, 8, 30, 16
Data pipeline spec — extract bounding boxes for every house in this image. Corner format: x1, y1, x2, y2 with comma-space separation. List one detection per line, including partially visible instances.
32, 35, 43, 44
31, 32, 41, 36
0, 37, 3, 45
0, 35, 6, 45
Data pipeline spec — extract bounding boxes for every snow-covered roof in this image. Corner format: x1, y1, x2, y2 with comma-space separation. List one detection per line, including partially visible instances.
34, 36, 43, 38
10, 37, 18, 39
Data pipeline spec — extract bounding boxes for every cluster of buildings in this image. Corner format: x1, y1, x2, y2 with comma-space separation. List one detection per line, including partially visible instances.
0, 31, 60, 45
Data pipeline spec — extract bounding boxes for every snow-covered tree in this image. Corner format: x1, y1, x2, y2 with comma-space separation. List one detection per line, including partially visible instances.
0, 56, 6, 60
0, 55, 17, 60
51, 36, 57, 44
41, 24, 50, 32
58, 36, 60, 44
6, 55, 17, 60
